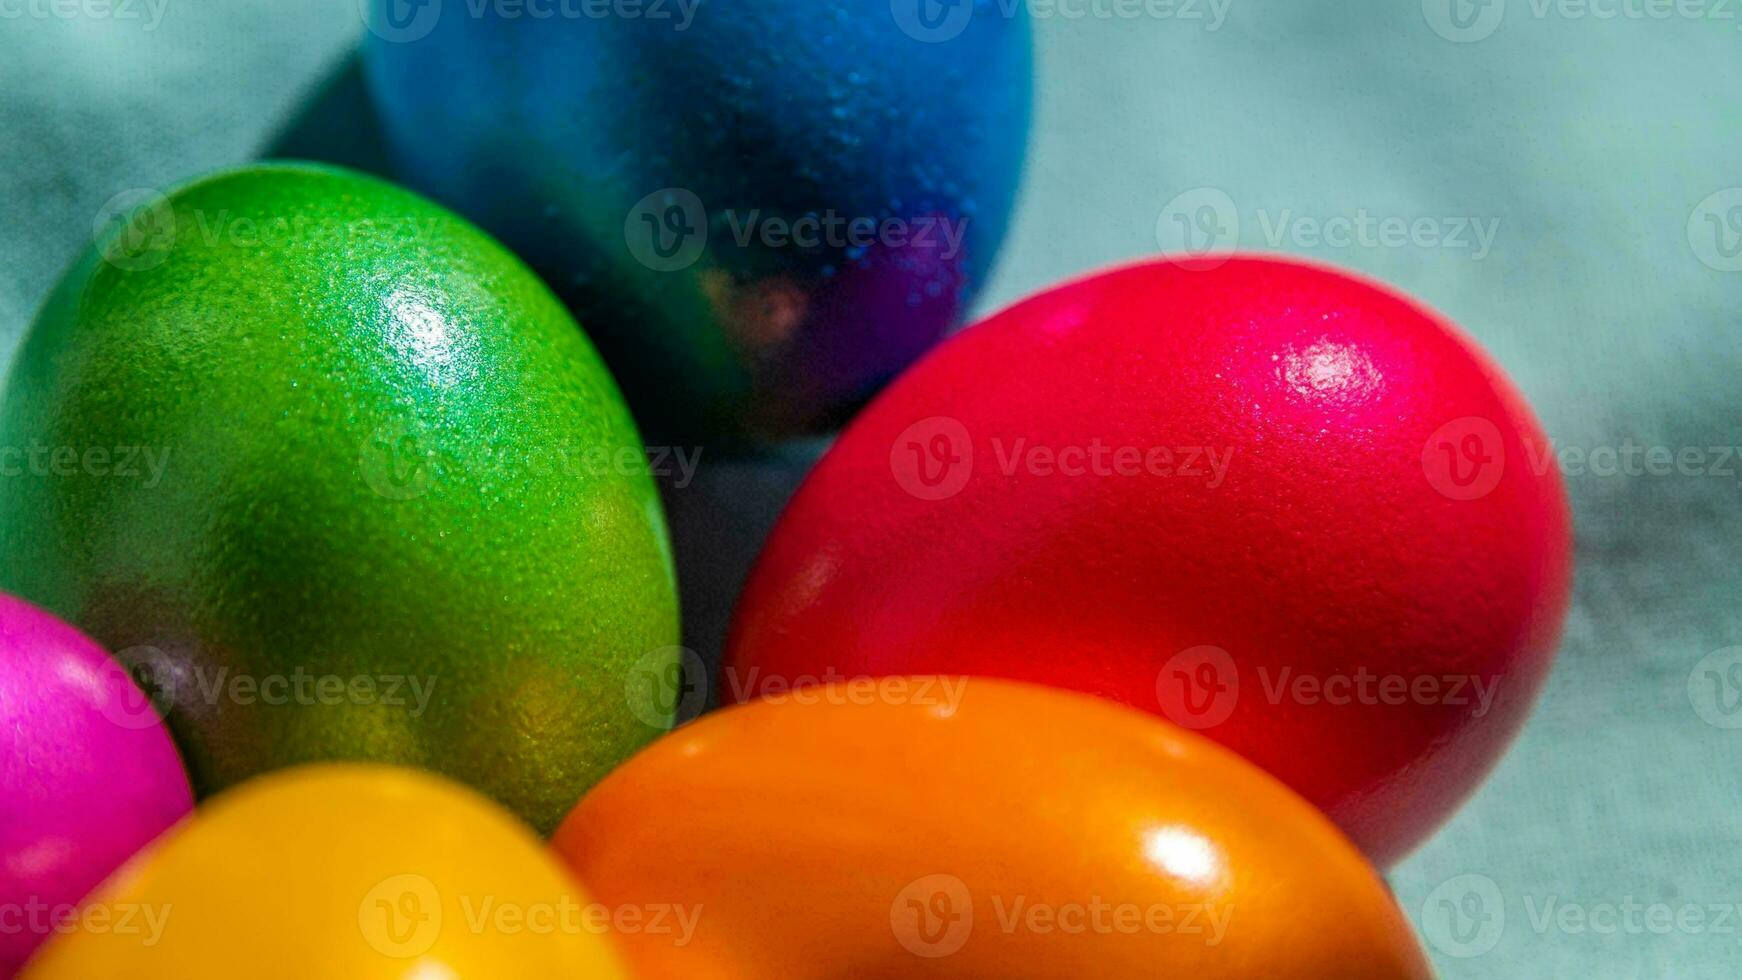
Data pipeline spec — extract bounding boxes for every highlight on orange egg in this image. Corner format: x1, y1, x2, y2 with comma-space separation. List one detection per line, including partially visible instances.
553, 676, 1434, 979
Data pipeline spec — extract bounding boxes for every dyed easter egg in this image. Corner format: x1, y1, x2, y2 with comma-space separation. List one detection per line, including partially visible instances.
0, 164, 679, 834
362, 0, 1033, 442
0, 593, 192, 976
726, 257, 1573, 866
555, 677, 1432, 978
21, 765, 629, 978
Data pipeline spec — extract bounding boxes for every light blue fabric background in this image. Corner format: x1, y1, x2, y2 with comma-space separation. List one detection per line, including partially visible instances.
2, 2, 1739, 975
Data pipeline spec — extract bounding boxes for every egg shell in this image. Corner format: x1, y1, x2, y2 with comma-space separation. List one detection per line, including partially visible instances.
555, 677, 1433, 978
0, 164, 680, 834
362, 0, 1034, 441
20, 764, 628, 978
726, 256, 1574, 866
0, 592, 191, 976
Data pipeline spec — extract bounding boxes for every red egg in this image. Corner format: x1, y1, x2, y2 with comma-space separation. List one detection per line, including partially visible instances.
725, 256, 1573, 867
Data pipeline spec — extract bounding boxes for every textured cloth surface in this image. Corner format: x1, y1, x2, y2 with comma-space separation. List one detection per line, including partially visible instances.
3, 3, 1739, 976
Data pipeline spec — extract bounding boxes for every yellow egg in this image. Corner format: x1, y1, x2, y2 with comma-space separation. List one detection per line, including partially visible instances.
21, 764, 628, 978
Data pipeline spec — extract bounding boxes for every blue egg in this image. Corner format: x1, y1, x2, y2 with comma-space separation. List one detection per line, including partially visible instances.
363, 0, 1032, 442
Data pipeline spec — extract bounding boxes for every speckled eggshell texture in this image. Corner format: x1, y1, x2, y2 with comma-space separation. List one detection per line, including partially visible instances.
362, 0, 1034, 441
555, 678, 1433, 979
20, 765, 630, 978
0, 164, 680, 835
726, 256, 1574, 866
0, 592, 192, 975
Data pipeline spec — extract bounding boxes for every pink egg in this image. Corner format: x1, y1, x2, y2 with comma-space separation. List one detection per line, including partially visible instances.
0, 593, 192, 975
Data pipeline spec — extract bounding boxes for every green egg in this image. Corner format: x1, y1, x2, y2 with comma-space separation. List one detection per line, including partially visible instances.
0, 164, 680, 833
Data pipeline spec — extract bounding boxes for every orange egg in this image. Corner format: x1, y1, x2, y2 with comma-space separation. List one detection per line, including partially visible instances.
553, 677, 1432, 979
